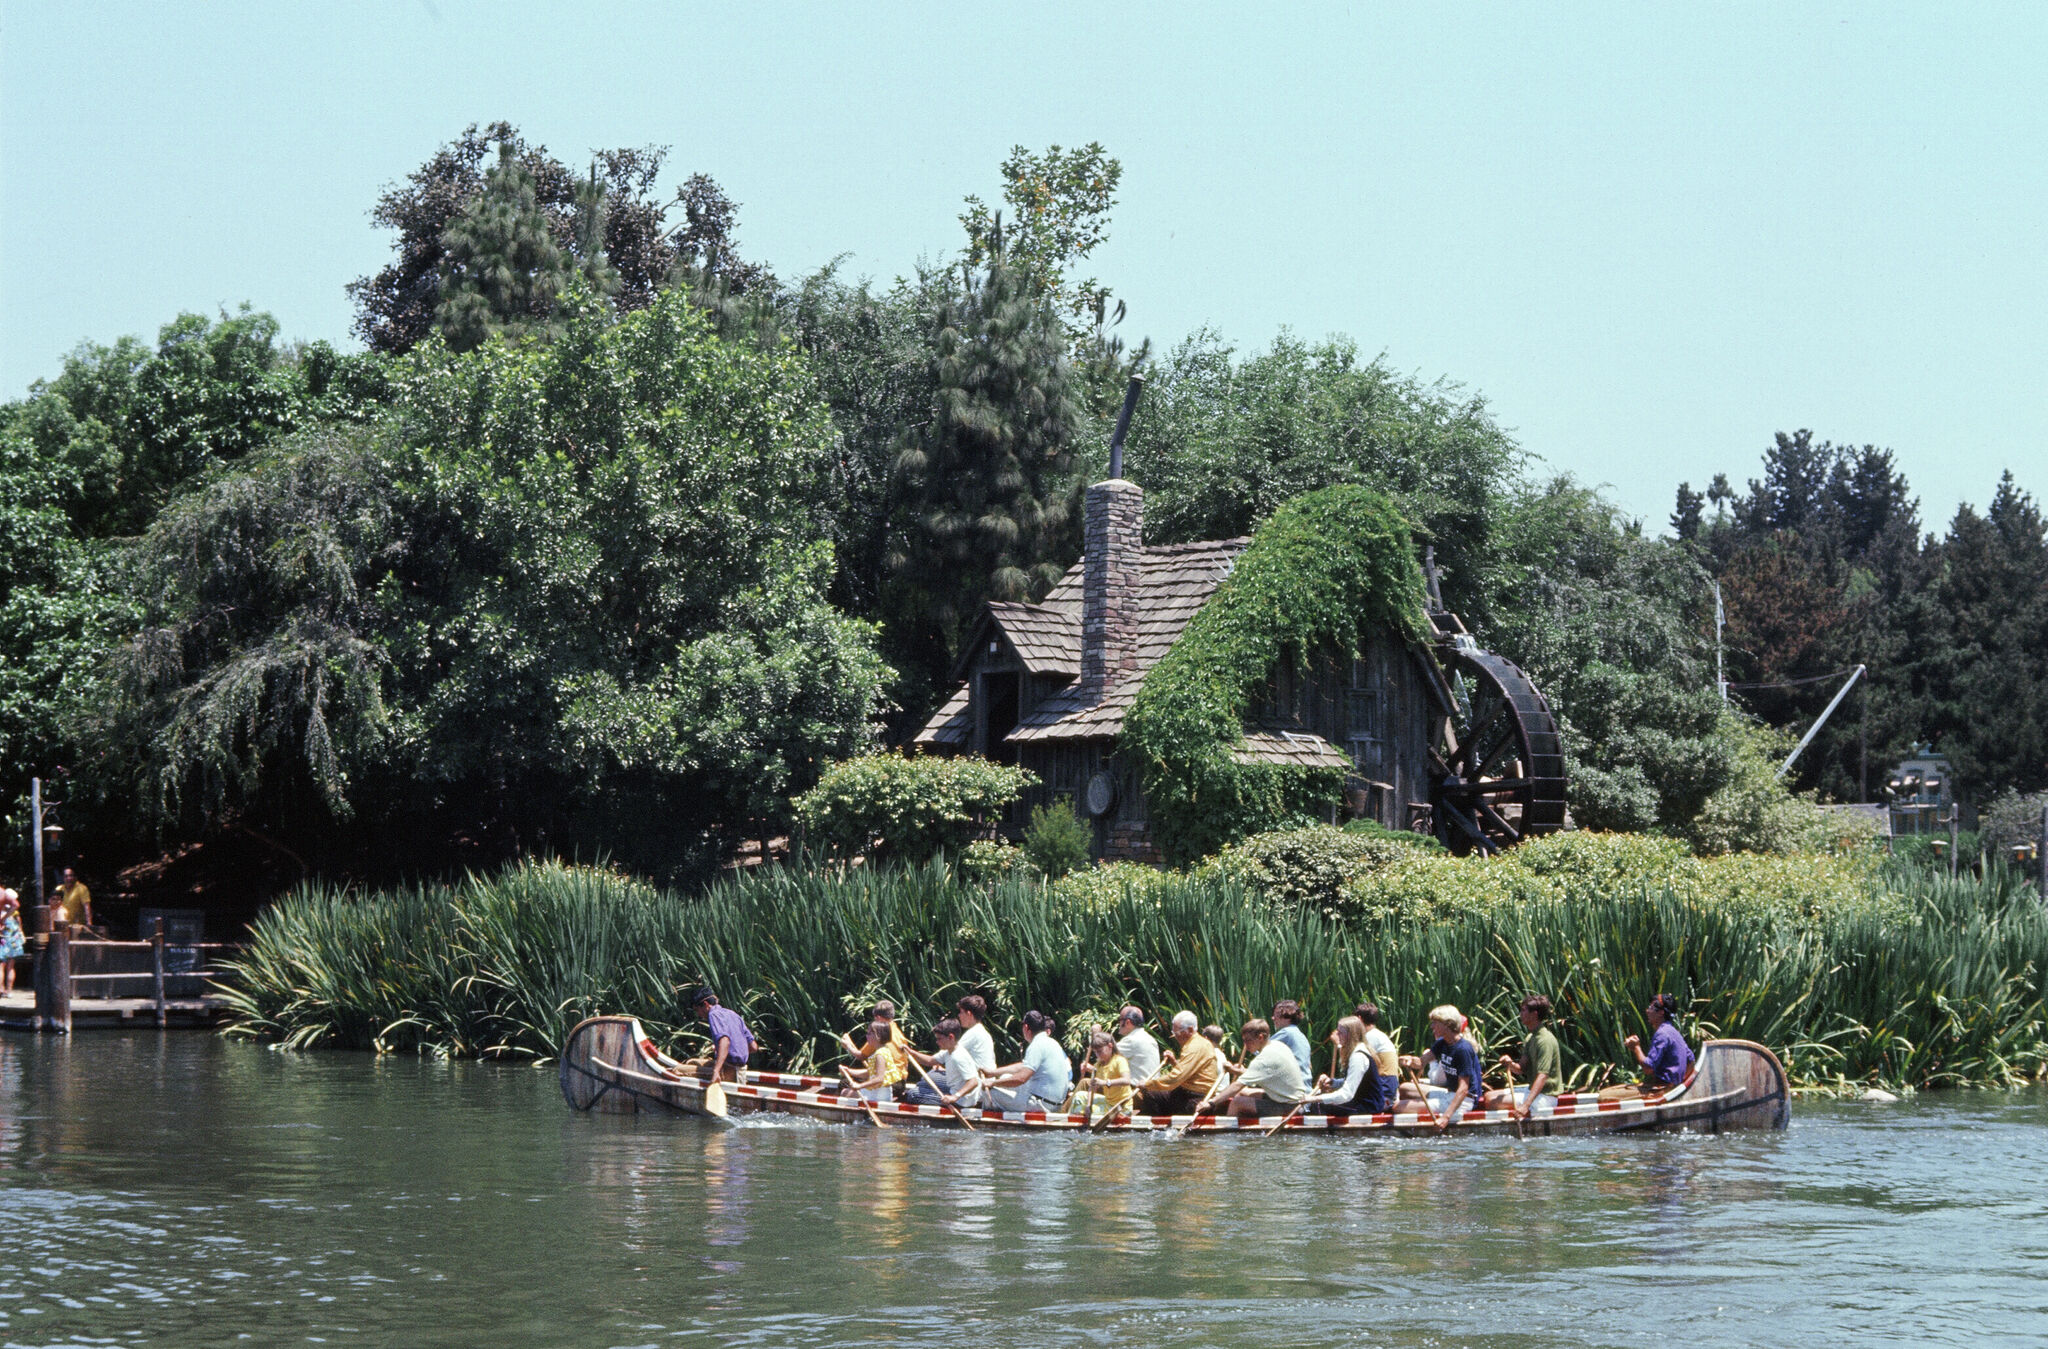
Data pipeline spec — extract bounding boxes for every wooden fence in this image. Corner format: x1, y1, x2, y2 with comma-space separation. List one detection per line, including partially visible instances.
30, 920, 236, 1032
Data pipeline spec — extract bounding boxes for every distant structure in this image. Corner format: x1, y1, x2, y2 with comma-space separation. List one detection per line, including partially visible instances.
1885, 743, 1964, 836
913, 474, 1568, 862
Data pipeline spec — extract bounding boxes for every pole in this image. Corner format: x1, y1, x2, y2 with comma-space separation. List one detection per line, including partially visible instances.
1778, 665, 1865, 779
152, 918, 167, 1028
1106, 375, 1143, 481
29, 777, 46, 936
2040, 802, 2047, 905
1859, 680, 1869, 803
1714, 582, 1726, 704
48, 926, 70, 1035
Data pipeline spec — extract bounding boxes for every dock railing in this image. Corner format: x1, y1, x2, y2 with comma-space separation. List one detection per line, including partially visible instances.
31, 921, 238, 1032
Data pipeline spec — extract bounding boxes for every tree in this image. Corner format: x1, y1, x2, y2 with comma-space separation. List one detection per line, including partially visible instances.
348, 123, 758, 353
960, 143, 1123, 325
1123, 329, 1522, 629
891, 234, 1086, 653
434, 143, 576, 352
78, 290, 890, 879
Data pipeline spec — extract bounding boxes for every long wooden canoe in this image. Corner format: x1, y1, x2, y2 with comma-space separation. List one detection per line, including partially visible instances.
559, 1015, 1789, 1136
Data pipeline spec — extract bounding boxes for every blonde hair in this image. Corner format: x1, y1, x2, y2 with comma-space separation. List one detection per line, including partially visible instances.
1331, 1015, 1367, 1065
1428, 1004, 1464, 1030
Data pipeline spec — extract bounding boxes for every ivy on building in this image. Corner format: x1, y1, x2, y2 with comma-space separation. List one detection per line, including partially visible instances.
1122, 485, 1427, 864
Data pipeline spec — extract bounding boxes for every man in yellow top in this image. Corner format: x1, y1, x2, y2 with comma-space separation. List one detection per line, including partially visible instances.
1136, 1010, 1220, 1114
54, 869, 92, 929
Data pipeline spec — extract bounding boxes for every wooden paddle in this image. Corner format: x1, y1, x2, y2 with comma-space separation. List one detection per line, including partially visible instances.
1405, 1063, 1444, 1131
837, 1031, 890, 1129
1169, 1058, 1231, 1139
1261, 1097, 1308, 1138
702, 1079, 729, 1119
909, 1054, 977, 1132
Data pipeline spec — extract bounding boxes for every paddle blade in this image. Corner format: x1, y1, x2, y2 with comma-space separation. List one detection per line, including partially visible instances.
702, 1081, 729, 1118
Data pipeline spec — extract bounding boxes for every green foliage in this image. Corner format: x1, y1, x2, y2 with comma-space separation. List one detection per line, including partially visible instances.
960, 143, 1123, 326
1342, 816, 1444, 850
1022, 796, 1092, 879
1686, 717, 1852, 855
78, 290, 887, 877
1980, 789, 2047, 878
1197, 823, 1425, 915
891, 234, 1085, 638
435, 143, 576, 352
1124, 485, 1427, 863
1123, 331, 1519, 625
223, 852, 2048, 1091
958, 839, 1027, 883
792, 754, 1036, 864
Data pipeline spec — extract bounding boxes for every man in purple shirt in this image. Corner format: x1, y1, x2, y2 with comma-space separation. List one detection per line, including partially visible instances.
692, 989, 755, 1082
1625, 993, 1694, 1090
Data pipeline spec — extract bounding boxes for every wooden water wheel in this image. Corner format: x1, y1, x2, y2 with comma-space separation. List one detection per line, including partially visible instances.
1428, 644, 1568, 855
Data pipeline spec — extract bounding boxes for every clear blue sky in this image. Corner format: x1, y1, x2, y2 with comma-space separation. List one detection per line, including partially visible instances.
5, 3, 2043, 532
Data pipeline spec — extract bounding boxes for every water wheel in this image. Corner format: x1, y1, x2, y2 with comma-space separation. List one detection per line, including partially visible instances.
1428, 646, 1568, 855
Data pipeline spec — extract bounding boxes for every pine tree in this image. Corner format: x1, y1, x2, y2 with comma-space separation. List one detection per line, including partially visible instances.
571, 169, 621, 301
891, 224, 1085, 644
435, 144, 576, 352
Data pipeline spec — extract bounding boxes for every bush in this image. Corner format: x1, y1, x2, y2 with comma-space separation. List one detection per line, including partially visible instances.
1022, 797, 1093, 879
1048, 860, 1178, 913
793, 753, 1036, 863
1342, 817, 1444, 851
1980, 790, 2047, 878
1685, 717, 1847, 855
959, 839, 1027, 883
1199, 823, 1426, 916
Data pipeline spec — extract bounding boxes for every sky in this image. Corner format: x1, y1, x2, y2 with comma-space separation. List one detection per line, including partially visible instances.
4, 2, 2044, 533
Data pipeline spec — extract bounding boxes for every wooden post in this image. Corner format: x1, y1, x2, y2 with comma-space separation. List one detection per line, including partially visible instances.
2040, 802, 2048, 906
48, 927, 70, 1035
152, 918, 167, 1027
31, 934, 47, 1029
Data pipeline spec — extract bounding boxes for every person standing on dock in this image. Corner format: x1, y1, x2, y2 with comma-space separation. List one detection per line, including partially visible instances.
54, 868, 92, 930
1114, 1006, 1161, 1083
0, 890, 22, 993
1271, 1000, 1313, 1080
690, 989, 754, 1083
1136, 1011, 1220, 1114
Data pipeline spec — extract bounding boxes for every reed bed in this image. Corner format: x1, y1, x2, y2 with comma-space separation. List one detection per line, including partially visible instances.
217, 856, 2048, 1090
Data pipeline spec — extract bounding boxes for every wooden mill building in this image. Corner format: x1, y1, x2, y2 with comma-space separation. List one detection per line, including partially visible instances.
914, 476, 1472, 861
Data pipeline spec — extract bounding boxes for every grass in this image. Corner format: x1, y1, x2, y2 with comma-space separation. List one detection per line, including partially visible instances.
216, 854, 2048, 1090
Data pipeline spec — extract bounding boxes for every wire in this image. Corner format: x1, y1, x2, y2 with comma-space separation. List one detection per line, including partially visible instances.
1725, 668, 1864, 691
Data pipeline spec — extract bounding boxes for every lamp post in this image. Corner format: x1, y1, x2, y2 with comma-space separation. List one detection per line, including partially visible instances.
29, 777, 46, 936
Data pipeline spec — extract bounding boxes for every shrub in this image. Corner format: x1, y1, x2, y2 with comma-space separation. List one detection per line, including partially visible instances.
1048, 860, 1177, 913
1199, 823, 1426, 916
1023, 797, 1093, 879
959, 839, 1028, 883
1342, 817, 1444, 851
792, 753, 1036, 863
1685, 717, 1847, 855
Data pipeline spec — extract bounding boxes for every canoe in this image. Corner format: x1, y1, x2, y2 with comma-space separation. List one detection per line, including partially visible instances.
559, 1015, 1790, 1136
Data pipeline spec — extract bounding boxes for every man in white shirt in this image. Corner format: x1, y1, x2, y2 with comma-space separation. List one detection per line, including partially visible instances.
1205, 1019, 1306, 1121
954, 994, 996, 1073
1113, 1005, 1161, 1083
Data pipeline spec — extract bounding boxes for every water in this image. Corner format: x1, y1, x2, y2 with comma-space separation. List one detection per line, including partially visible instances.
0, 1034, 2042, 1348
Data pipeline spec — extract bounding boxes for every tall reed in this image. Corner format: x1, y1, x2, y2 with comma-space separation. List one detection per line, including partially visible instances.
217, 856, 2048, 1089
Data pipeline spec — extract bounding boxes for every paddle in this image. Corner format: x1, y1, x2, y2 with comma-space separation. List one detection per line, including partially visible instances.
1261, 1097, 1308, 1139
909, 1053, 978, 1132
702, 1079, 729, 1119
1500, 1060, 1524, 1139
838, 1030, 890, 1129
1405, 1063, 1444, 1131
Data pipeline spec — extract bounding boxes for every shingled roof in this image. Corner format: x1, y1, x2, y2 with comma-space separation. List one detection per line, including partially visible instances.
1005, 538, 1248, 744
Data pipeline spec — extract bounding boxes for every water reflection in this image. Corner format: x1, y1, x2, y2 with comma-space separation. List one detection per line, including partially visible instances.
0, 1034, 2042, 1348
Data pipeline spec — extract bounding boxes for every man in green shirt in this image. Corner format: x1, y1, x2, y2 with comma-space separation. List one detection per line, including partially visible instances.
1486, 994, 1562, 1119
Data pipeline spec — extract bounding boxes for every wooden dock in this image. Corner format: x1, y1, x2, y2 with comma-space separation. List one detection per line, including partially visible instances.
4, 924, 235, 1033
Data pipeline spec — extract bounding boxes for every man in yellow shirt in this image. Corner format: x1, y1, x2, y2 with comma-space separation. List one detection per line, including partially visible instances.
54, 869, 92, 929
1136, 1010, 1221, 1114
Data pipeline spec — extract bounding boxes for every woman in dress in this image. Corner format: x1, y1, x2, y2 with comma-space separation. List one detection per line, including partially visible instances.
0, 889, 25, 993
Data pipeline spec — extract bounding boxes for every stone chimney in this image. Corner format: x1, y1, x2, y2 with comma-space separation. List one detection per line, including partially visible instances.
1081, 478, 1144, 693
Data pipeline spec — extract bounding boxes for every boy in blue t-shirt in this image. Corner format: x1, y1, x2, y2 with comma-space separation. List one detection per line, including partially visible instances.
1406, 1004, 1484, 1130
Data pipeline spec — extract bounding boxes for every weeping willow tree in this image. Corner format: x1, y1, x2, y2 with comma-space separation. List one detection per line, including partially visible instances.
82, 428, 396, 842
890, 224, 1086, 649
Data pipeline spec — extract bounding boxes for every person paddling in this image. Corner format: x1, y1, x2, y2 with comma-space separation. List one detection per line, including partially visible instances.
1206, 1019, 1307, 1122
1625, 993, 1694, 1094
690, 988, 754, 1083
982, 1010, 1072, 1112
1486, 994, 1563, 1119
1136, 1010, 1221, 1114
901, 1018, 985, 1111
1078, 1030, 1136, 1122
1399, 1004, 1483, 1130
1304, 1015, 1391, 1116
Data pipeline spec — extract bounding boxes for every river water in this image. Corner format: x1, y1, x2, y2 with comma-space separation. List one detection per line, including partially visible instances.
0, 1033, 2041, 1348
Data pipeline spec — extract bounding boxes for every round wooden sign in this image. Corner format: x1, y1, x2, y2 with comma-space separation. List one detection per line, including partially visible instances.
1084, 770, 1118, 818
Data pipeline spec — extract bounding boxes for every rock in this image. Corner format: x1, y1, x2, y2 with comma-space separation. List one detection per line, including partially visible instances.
1862, 1087, 1900, 1104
